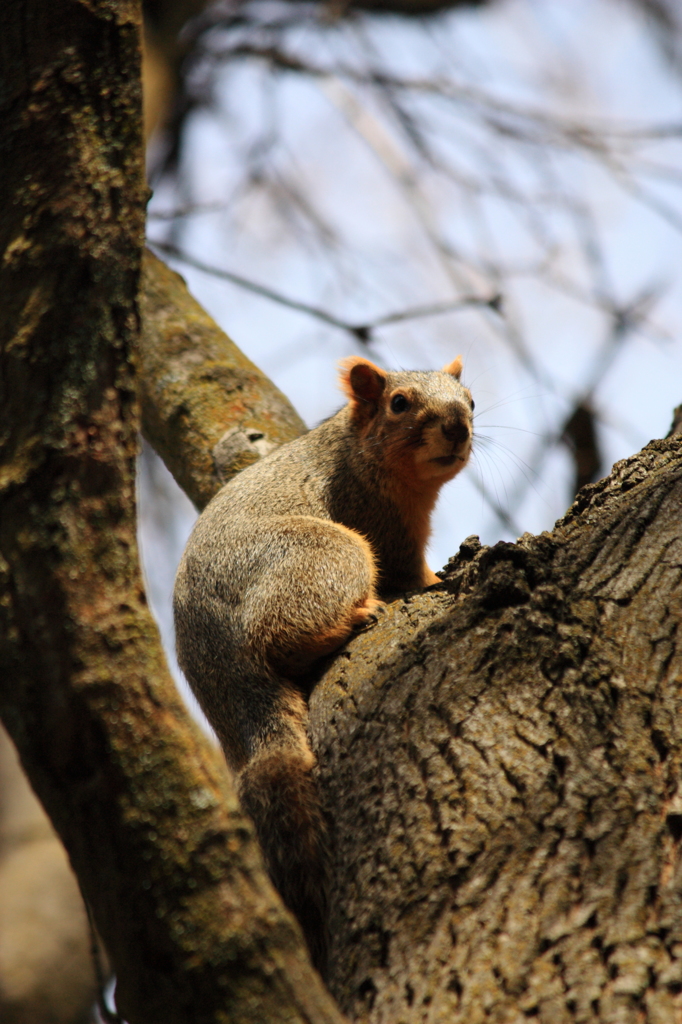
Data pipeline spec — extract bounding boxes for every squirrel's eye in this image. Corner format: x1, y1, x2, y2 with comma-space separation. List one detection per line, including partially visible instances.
470, 399, 475, 411
391, 394, 410, 413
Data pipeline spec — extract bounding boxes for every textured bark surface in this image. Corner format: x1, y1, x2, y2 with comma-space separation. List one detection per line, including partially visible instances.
138, 250, 306, 511
312, 437, 682, 1024
0, 4, 343, 1024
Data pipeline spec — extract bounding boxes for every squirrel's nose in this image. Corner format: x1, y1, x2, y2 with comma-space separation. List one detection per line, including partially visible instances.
441, 419, 470, 445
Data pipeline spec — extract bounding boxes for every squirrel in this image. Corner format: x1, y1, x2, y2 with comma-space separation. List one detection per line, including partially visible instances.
173, 355, 474, 972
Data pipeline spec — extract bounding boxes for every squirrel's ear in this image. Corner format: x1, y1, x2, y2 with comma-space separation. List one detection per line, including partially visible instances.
442, 356, 463, 380
338, 357, 387, 405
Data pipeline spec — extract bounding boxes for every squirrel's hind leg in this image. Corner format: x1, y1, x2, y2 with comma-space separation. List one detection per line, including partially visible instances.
247, 516, 382, 674
350, 595, 386, 628
235, 516, 385, 972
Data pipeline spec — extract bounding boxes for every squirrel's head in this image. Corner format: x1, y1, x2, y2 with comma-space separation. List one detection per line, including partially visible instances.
338, 356, 474, 490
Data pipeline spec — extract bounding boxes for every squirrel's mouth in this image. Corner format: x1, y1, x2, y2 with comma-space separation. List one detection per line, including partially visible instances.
432, 454, 462, 467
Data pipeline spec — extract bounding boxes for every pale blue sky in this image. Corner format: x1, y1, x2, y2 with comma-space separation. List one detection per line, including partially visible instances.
142, 0, 682, 704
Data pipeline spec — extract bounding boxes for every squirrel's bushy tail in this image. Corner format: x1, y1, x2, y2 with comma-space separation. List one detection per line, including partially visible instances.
236, 684, 329, 973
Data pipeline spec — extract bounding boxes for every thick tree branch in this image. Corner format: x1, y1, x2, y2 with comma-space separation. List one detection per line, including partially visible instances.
138, 249, 306, 510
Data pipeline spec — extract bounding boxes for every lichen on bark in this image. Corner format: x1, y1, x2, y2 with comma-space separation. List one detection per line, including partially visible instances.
138, 250, 306, 511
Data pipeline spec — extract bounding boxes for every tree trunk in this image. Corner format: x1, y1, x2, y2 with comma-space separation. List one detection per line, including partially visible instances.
312, 437, 682, 1024
0, 3, 343, 1023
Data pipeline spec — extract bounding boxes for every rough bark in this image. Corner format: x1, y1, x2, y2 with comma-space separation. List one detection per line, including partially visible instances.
138, 250, 306, 510
0, 174, 306, 1024
311, 436, 682, 1024
0, 3, 343, 1024
0, 136, 306, 1024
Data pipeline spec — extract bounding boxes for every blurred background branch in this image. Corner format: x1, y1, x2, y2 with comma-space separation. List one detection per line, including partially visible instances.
143, 0, 682, 548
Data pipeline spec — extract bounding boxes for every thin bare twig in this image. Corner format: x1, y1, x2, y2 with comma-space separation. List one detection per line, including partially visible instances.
150, 241, 501, 343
